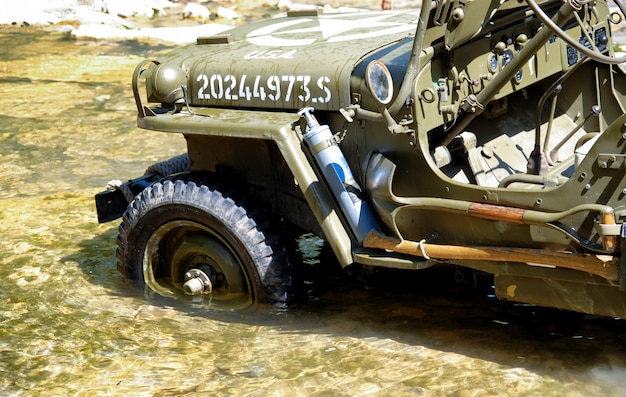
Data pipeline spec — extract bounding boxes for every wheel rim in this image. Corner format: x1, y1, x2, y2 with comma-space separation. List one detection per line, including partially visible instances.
142, 220, 254, 310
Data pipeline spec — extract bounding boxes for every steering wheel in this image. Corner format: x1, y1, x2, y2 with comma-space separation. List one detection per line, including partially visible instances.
526, 0, 626, 64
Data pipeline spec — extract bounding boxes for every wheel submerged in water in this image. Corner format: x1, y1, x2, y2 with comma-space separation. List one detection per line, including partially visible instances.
116, 179, 295, 310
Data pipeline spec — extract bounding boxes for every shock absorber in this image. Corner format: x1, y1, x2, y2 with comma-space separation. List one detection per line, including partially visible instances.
298, 107, 379, 243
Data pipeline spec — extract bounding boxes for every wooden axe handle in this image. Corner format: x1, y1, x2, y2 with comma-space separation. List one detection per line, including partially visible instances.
363, 230, 618, 281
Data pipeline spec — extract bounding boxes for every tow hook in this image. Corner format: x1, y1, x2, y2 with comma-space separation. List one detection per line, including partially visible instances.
183, 268, 214, 295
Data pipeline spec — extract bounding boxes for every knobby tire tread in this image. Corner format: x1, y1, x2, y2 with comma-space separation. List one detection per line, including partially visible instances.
116, 178, 295, 306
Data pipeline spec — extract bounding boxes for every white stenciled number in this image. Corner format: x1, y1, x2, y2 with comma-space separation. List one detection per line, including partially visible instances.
281, 75, 296, 101
224, 74, 238, 100
239, 75, 252, 101
267, 75, 281, 101
253, 76, 266, 100
210, 74, 224, 100
297, 75, 311, 102
196, 73, 333, 104
197, 74, 209, 100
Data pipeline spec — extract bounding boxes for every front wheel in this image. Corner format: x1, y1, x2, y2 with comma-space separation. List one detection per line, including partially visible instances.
116, 179, 295, 310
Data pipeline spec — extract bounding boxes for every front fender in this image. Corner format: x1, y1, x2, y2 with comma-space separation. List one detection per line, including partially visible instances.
137, 108, 356, 267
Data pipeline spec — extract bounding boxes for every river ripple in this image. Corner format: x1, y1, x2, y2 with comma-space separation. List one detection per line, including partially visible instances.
2, 24, 626, 396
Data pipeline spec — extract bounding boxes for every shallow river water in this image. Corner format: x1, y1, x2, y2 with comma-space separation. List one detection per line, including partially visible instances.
3, 8, 626, 396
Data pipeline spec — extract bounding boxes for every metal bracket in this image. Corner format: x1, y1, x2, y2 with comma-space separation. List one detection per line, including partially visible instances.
617, 228, 626, 291
597, 154, 626, 169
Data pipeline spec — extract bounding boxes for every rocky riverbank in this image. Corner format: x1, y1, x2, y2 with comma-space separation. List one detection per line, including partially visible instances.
5, 0, 625, 46
0, 0, 387, 44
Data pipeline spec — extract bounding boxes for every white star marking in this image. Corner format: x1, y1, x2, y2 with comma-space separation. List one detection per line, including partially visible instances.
246, 11, 420, 47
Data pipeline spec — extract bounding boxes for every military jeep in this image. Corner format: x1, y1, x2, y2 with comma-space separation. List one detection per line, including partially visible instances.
96, 0, 626, 316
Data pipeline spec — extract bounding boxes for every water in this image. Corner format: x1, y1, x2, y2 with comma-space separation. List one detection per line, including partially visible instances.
2, 19, 626, 397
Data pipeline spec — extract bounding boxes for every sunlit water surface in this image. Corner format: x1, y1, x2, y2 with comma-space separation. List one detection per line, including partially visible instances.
2, 19, 626, 396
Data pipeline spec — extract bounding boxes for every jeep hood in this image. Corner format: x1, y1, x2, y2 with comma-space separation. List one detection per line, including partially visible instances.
155, 10, 421, 111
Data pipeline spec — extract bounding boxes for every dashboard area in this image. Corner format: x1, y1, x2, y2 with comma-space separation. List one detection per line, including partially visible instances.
414, 10, 613, 135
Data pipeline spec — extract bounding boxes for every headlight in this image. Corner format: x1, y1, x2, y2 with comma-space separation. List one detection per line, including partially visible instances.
149, 62, 186, 104
365, 60, 393, 105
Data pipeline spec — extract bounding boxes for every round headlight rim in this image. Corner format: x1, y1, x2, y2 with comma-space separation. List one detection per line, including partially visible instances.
365, 60, 394, 106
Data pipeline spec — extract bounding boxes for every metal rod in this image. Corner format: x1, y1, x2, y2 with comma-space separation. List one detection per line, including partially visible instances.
437, 1, 577, 147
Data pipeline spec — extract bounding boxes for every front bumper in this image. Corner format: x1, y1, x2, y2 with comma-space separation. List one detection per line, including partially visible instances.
94, 173, 161, 223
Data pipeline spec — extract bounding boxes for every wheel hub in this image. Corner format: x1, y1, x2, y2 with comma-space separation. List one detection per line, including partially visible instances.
142, 218, 258, 309
183, 267, 215, 295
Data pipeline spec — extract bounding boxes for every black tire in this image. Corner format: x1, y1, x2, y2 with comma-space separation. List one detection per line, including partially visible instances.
116, 179, 295, 309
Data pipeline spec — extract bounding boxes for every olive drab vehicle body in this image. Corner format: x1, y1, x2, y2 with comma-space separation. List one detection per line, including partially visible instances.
96, 0, 626, 316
